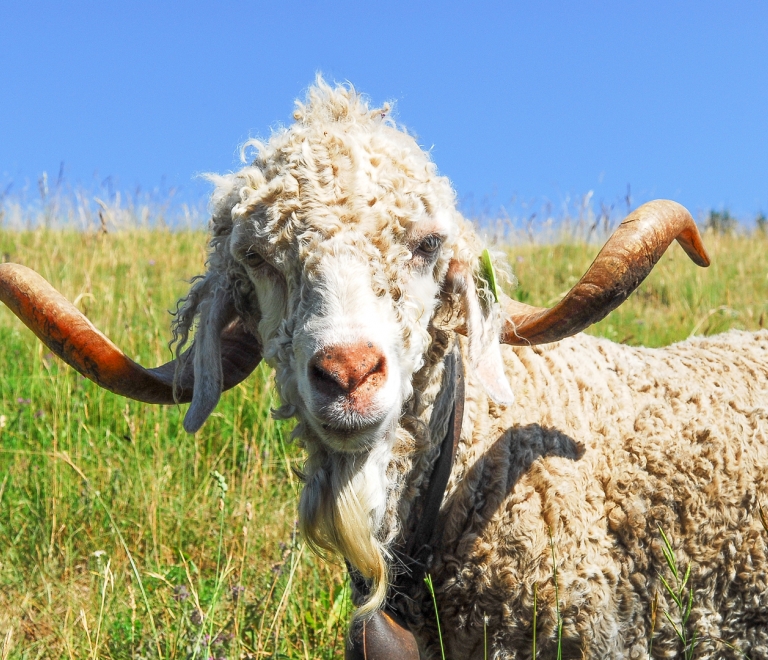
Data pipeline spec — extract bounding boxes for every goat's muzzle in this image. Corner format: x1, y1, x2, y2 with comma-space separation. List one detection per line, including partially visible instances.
309, 342, 387, 414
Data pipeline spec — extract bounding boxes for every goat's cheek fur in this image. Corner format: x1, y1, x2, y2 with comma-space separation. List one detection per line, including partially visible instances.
401, 269, 442, 368
256, 280, 302, 424
252, 274, 287, 341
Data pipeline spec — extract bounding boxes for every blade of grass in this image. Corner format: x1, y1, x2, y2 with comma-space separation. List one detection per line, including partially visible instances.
1, 629, 13, 660
548, 527, 563, 660
424, 574, 446, 660
532, 582, 538, 659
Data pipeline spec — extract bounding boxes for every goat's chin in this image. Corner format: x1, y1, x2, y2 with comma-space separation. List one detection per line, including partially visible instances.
305, 401, 398, 454
308, 418, 390, 454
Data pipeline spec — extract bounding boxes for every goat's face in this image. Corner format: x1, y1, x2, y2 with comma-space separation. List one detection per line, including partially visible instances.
228, 166, 458, 455
221, 120, 467, 615
195, 84, 513, 464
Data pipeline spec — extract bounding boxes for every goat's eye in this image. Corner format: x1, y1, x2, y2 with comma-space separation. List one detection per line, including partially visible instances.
414, 235, 442, 260
243, 250, 264, 268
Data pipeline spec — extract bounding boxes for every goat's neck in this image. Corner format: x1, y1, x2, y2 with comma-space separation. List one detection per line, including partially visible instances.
382, 329, 457, 546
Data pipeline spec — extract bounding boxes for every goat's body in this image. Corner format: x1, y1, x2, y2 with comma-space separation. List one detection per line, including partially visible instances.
397, 330, 768, 659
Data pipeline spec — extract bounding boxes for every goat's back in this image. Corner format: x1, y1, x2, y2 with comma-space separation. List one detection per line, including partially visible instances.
420, 330, 768, 659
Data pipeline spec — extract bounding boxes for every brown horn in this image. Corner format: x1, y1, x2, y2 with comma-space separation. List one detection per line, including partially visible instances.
500, 199, 710, 346
0, 263, 261, 405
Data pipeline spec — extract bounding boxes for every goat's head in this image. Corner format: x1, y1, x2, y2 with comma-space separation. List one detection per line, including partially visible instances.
0, 79, 710, 617
199, 84, 513, 455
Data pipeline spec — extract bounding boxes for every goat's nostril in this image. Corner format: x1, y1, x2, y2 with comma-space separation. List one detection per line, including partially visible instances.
308, 342, 388, 398
311, 364, 337, 387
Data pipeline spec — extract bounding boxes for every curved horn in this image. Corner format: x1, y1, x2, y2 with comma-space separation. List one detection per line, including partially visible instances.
0, 263, 262, 405
500, 199, 710, 346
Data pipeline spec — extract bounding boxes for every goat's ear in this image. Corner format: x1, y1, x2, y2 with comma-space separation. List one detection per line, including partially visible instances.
183, 285, 240, 433
444, 259, 514, 405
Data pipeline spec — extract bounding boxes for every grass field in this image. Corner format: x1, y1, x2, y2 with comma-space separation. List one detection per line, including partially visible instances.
0, 226, 767, 659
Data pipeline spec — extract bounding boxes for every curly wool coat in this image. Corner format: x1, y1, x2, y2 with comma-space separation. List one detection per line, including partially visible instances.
403, 330, 768, 659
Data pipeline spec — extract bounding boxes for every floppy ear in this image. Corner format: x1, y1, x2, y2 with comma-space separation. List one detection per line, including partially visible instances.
182, 282, 241, 433
444, 259, 514, 405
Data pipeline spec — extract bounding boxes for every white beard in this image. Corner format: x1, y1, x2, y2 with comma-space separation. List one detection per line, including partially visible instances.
298, 418, 398, 617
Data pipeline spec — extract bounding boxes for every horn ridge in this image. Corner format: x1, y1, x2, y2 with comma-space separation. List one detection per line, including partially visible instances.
499, 200, 710, 346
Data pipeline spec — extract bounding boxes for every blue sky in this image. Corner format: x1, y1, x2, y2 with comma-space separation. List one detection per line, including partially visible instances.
1, 1, 766, 221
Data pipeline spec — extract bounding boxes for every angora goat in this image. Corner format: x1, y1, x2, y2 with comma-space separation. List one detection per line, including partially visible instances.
2, 81, 767, 660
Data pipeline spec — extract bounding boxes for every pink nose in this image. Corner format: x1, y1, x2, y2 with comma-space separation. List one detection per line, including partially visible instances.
309, 342, 387, 400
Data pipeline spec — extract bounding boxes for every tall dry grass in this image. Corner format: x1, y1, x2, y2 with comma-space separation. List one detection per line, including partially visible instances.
0, 223, 766, 658
0, 229, 349, 659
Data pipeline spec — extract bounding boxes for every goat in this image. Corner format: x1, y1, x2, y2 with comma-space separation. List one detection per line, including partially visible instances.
2, 80, 767, 659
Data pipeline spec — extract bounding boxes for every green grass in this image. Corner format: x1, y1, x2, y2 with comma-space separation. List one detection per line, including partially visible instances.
0, 229, 349, 659
0, 227, 766, 658
507, 231, 768, 346
656, 525, 697, 659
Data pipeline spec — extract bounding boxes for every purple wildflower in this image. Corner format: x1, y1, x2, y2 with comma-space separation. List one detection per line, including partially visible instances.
172, 584, 189, 602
